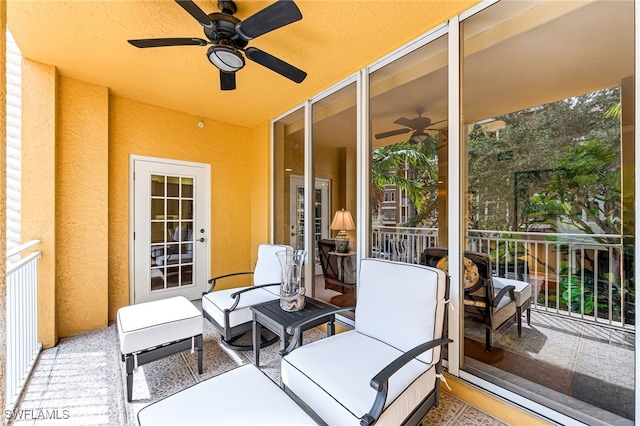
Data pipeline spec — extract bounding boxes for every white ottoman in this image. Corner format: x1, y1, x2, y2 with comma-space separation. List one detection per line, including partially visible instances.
117, 296, 203, 402
493, 277, 532, 336
137, 364, 317, 425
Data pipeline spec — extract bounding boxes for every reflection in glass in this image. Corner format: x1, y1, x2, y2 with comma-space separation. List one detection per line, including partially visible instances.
273, 108, 307, 294
312, 82, 358, 308
369, 34, 448, 261
273, 108, 305, 248
166, 266, 180, 288
151, 175, 165, 197
151, 222, 166, 244
167, 176, 180, 197
151, 198, 165, 220
181, 177, 194, 198
167, 199, 179, 219
181, 200, 193, 219
461, 1, 635, 423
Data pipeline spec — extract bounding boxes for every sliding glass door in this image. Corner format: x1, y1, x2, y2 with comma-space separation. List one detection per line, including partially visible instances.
460, 1, 635, 423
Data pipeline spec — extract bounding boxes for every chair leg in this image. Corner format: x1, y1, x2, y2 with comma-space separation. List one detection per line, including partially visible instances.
517, 306, 522, 338
485, 329, 491, 352
526, 307, 531, 325
196, 334, 203, 374
125, 355, 134, 402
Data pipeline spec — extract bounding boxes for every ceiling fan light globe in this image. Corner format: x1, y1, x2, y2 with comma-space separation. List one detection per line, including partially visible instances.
411, 133, 429, 143
206, 45, 245, 72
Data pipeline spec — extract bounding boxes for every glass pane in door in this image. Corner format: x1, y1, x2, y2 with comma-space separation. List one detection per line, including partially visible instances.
150, 174, 194, 292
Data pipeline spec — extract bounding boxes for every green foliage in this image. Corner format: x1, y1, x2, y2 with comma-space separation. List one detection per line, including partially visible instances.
371, 139, 438, 219
524, 140, 621, 238
558, 260, 596, 314
467, 87, 621, 232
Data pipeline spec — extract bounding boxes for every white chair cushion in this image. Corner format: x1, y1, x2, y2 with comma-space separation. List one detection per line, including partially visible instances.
282, 330, 432, 426
355, 259, 445, 364
202, 286, 278, 328
138, 364, 316, 425
253, 243, 292, 295
117, 296, 202, 355
493, 276, 532, 307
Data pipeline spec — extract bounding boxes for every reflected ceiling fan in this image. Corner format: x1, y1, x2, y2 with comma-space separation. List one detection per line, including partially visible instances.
375, 108, 446, 142
128, 0, 307, 91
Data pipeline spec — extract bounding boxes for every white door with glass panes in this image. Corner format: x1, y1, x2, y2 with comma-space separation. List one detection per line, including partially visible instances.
289, 175, 330, 271
132, 156, 210, 304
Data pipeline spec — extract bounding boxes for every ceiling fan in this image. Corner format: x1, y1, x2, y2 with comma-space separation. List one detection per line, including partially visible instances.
128, 0, 307, 91
375, 108, 446, 142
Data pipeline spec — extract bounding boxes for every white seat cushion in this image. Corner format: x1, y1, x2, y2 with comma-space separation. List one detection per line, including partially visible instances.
493, 276, 532, 307
138, 364, 316, 425
282, 330, 432, 425
202, 286, 278, 328
117, 296, 202, 355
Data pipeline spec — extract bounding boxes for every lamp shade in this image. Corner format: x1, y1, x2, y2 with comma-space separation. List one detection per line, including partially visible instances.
330, 209, 355, 235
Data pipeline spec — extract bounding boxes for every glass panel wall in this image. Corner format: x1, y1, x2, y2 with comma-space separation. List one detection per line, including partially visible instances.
369, 34, 449, 263
312, 82, 357, 307
273, 107, 306, 292
461, 1, 635, 424
272, 1, 637, 423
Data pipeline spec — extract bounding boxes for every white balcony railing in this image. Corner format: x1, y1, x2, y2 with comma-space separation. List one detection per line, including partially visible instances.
372, 226, 634, 332
6, 240, 42, 413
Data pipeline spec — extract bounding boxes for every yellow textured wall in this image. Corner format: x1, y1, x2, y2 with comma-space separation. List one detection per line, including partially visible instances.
250, 121, 271, 265
21, 60, 57, 347
108, 96, 255, 319
56, 76, 109, 336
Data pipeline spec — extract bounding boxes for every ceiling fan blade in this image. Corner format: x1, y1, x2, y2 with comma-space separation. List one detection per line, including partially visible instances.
220, 70, 236, 91
175, 0, 214, 29
245, 47, 306, 83
392, 117, 416, 128
375, 128, 411, 139
236, 0, 302, 40
128, 38, 208, 48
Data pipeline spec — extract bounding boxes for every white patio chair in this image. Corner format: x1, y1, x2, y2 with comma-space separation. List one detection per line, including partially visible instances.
281, 258, 451, 425
201, 243, 290, 350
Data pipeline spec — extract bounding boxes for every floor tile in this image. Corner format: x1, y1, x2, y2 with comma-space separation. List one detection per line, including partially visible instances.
8, 302, 522, 426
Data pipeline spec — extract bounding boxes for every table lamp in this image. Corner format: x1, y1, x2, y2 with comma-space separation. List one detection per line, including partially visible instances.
330, 209, 355, 253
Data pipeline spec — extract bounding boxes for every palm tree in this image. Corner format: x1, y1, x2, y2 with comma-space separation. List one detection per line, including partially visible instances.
371, 141, 432, 221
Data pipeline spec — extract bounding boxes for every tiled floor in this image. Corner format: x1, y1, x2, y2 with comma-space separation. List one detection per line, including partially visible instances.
8, 300, 507, 426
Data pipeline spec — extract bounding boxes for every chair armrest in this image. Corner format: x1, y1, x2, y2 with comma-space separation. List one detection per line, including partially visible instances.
203, 271, 254, 294
283, 306, 356, 354
492, 284, 515, 307
361, 337, 453, 426
225, 283, 281, 311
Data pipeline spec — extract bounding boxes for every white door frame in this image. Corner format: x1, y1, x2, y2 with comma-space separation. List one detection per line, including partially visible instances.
289, 175, 331, 248
129, 155, 211, 304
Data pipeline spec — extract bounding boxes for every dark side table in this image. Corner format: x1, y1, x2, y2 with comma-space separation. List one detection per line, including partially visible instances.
251, 297, 336, 367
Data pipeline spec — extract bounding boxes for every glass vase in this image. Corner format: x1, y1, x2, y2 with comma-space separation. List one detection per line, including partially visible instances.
276, 248, 307, 312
